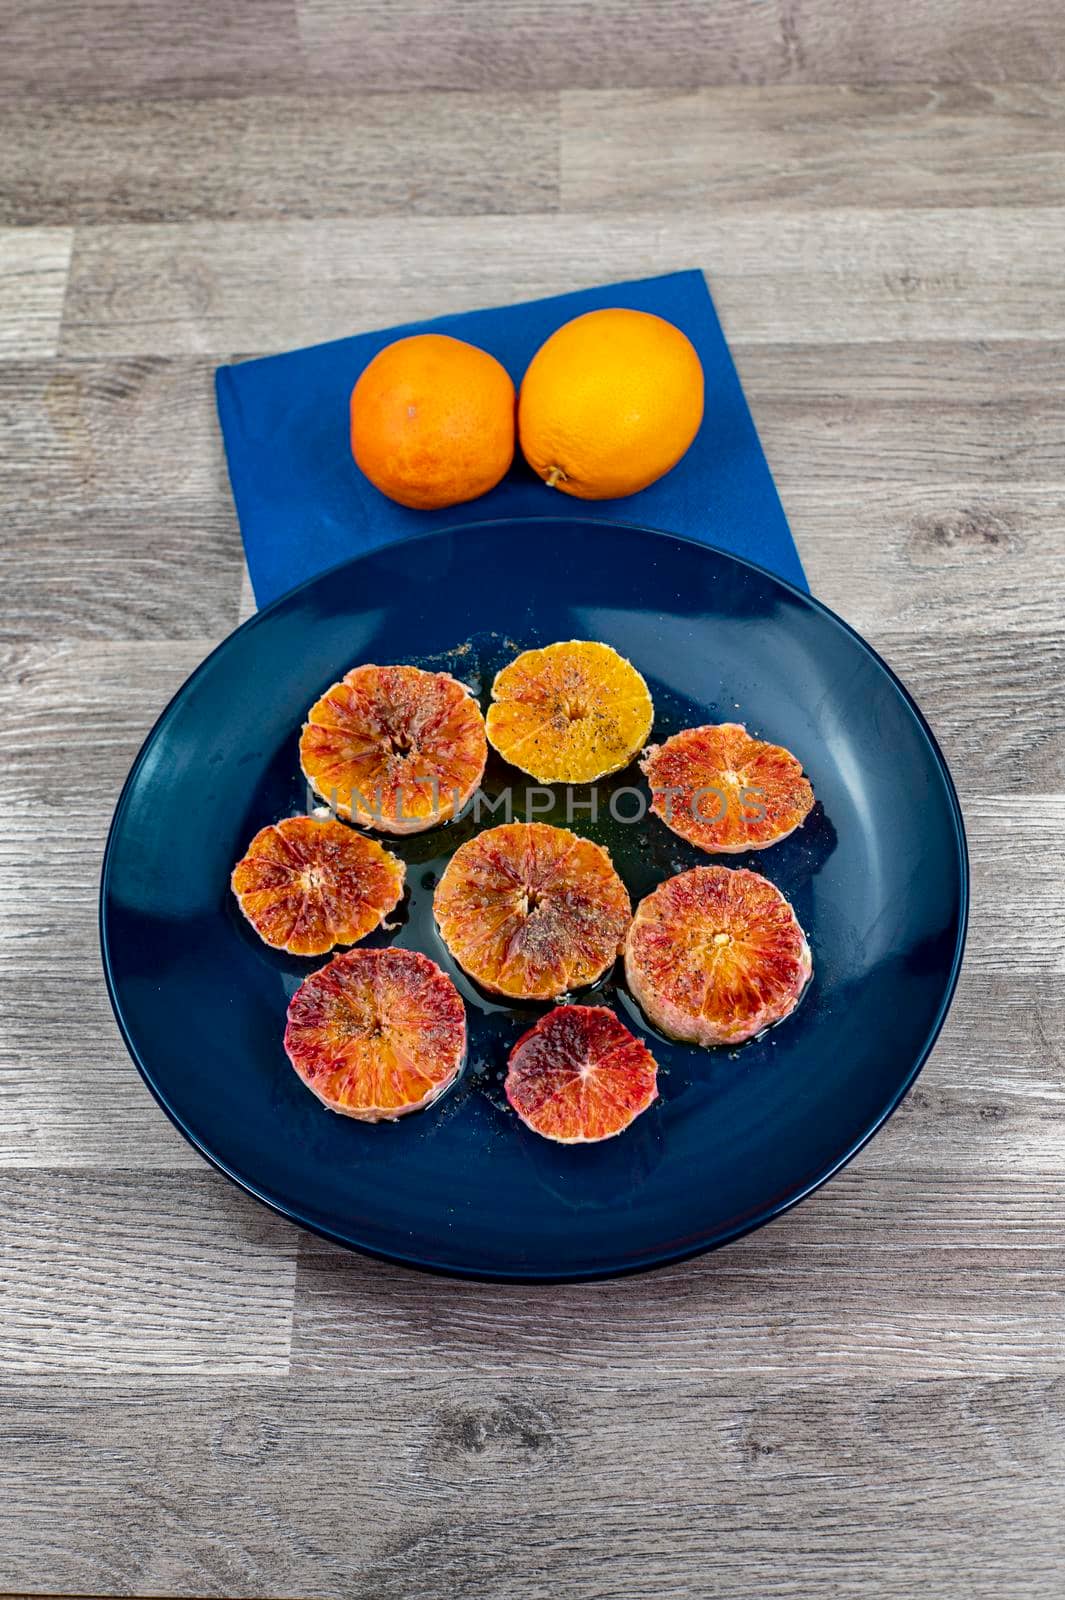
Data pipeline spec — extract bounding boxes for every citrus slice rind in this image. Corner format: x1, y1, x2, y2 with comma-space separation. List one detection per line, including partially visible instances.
433, 822, 631, 1001
506, 1005, 659, 1144
486, 640, 653, 783
625, 865, 811, 1047
231, 815, 404, 956
299, 664, 488, 836
641, 722, 814, 853
284, 948, 466, 1122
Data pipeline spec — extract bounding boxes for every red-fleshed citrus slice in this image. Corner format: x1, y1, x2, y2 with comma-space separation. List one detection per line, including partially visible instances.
506, 1004, 659, 1144
434, 822, 631, 1000
486, 640, 653, 783
284, 947, 466, 1121
231, 815, 404, 956
641, 722, 814, 853
300, 664, 487, 835
625, 865, 811, 1046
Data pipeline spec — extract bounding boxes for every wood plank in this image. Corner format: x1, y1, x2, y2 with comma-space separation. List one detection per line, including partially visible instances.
59, 208, 1065, 356
965, 798, 1065, 976
562, 83, 1065, 210
0, 1172, 296, 1375
0, 0, 303, 100
290, 1171, 1065, 1381
0, 357, 242, 640
792, 484, 1065, 637
860, 630, 1065, 793
0, 503, 243, 641
0, 229, 71, 358
296, 0, 1065, 89
861, 969, 1065, 1177
0, 92, 559, 226
758, 394, 1065, 485
0, 1376, 1061, 1597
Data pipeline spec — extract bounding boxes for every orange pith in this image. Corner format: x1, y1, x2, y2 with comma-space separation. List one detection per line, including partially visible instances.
486, 640, 653, 783
506, 1005, 659, 1144
641, 722, 814, 853
433, 822, 631, 1001
230, 815, 404, 956
625, 865, 811, 1047
299, 664, 487, 836
284, 947, 466, 1121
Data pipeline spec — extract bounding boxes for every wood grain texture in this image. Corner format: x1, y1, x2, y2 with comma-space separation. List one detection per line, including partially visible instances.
1, 7, 1065, 1595
0, 229, 71, 357
0, 357, 242, 639
563, 83, 1065, 210
0, 92, 559, 226
0, 0, 303, 100
0, 357, 243, 639
0, 1376, 1063, 1597
59, 208, 1065, 356
296, 0, 1065, 89
290, 1182, 1065, 1382
0, 1172, 297, 1375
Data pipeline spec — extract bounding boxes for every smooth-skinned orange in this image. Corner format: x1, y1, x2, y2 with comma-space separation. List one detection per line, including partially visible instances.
350, 333, 515, 510
518, 308, 704, 500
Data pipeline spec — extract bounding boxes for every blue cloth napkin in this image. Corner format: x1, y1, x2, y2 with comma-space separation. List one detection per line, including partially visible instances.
216, 270, 805, 609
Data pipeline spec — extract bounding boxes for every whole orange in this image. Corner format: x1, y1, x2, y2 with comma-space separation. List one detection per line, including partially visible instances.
350, 333, 515, 510
518, 309, 704, 500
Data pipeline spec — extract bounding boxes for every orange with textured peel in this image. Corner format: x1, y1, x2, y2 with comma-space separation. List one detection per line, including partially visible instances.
350, 333, 515, 510
284, 948, 466, 1121
506, 1004, 659, 1144
231, 815, 404, 956
625, 865, 811, 1046
300, 664, 487, 835
641, 722, 814, 853
486, 640, 653, 783
434, 822, 631, 1001
518, 308, 704, 500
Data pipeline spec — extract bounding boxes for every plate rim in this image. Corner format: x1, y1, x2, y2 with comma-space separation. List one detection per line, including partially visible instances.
99, 516, 970, 1283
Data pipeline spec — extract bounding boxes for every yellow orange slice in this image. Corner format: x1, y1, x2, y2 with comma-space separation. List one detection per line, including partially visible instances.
433, 821, 631, 1000
300, 664, 487, 835
625, 865, 811, 1046
284, 948, 466, 1121
641, 722, 814, 853
231, 815, 404, 956
486, 640, 653, 783
506, 1004, 659, 1143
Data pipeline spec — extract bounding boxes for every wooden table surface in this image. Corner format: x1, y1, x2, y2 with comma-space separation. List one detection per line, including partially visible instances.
2, 4, 1064, 1597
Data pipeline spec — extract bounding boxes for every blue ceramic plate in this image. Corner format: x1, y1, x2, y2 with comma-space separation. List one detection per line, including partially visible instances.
100, 519, 967, 1282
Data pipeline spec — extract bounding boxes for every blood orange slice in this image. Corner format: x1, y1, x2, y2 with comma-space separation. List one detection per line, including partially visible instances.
231, 815, 404, 956
625, 865, 811, 1046
284, 947, 466, 1121
486, 640, 653, 783
434, 822, 631, 1000
300, 664, 487, 835
506, 1005, 659, 1143
641, 722, 814, 853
